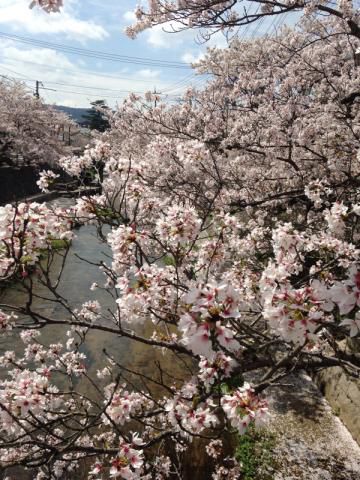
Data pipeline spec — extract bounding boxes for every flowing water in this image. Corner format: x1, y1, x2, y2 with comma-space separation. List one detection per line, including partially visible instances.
0, 200, 128, 378
0, 198, 195, 479
2, 199, 359, 479
0, 198, 175, 375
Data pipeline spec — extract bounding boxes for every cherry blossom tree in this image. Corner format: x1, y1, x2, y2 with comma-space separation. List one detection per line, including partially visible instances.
0, 78, 74, 167
3, 3, 360, 480
30, 0, 360, 40
29, 0, 63, 13
126, 0, 360, 40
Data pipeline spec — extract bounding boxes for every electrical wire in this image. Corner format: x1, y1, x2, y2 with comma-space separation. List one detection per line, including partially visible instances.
0, 71, 188, 101
0, 57, 203, 95
0, 71, 200, 99
0, 31, 190, 69
0, 64, 30, 79
0, 56, 184, 85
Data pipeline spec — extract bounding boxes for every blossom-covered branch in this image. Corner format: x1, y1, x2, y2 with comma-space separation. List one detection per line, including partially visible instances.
5, 4, 360, 479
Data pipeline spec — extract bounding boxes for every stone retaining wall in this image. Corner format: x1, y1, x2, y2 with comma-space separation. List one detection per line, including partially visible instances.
316, 368, 360, 444
315, 341, 360, 445
0, 165, 74, 205
0, 165, 41, 204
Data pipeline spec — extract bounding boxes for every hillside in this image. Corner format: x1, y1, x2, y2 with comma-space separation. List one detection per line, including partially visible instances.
52, 105, 89, 125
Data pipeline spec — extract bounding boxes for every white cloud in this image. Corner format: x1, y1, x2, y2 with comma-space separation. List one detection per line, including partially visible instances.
137, 69, 160, 79
146, 23, 187, 48
0, 0, 108, 41
1, 41, 75, 70
181, 51, 204, 64
0, 40, 187, 107
206, 31, 229, 49
180, 31, 229, 66
123, 10, 136, 23
146, 25, 169, 48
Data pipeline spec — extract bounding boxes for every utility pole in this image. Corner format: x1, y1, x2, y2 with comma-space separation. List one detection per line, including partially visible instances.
153, 86, 161, 107
34, 81, 55, 99
35, 80, 42, 99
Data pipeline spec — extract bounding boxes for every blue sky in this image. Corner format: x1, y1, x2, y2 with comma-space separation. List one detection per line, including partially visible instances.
0, 0, 218, 107
0, 1, 292, 107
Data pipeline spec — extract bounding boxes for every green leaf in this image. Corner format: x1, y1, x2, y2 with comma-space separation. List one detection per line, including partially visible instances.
164, 255, 176, 267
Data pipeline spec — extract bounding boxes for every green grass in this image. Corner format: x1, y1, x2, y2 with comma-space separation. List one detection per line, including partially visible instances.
50, 238, 71, 250
235, 427, 276, 480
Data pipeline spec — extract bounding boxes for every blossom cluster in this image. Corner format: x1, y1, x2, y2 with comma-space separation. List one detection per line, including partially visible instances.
0, 310, 16, 334
36, 170, 60, 193
29, 0, 63, 13
108, 440, 144, 479
179, 283, 241, 358
0, 202, 73, 279
104, 384, 150, 426
221, 382, 269, 434
165, 382, 218, 435
0, 369, 60, 428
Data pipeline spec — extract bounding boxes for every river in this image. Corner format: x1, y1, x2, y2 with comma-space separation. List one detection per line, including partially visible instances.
1, 198, 360, 479
0, 197, 194, 479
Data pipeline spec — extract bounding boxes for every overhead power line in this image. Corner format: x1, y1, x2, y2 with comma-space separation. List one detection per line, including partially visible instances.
0, 70, 186, 102
0, 31, 190, 69
0, 57, 203, 95
36, 85, 182, 101
16, 77, 146, 95
0, 70, 199, 98
0, 57, 204, 96
40, 78, 202, 95
0, 64, 29, 79
39, 87, 131, 99
0, 56, 179, 84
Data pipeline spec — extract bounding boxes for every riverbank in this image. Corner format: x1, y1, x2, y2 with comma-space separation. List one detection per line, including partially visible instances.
19, 185, 100, 204
0, 185, 101, 206
0, 161, 100, 206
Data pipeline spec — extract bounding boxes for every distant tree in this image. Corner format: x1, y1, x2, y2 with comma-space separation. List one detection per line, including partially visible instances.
0, 78, 74, 168
82, 99, 110, 132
